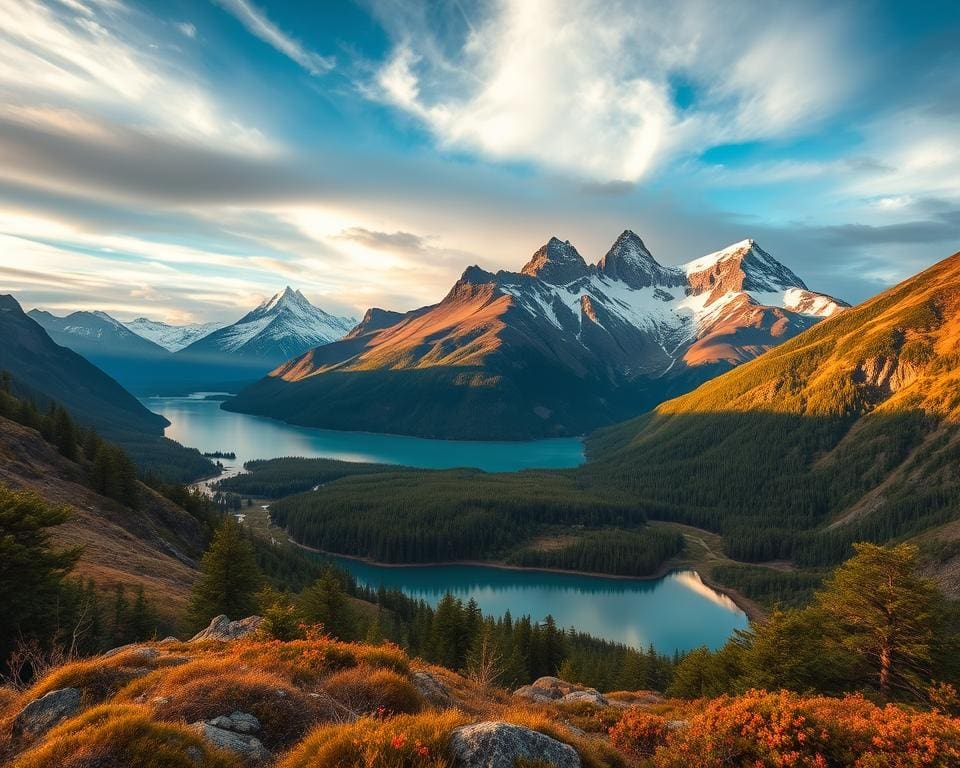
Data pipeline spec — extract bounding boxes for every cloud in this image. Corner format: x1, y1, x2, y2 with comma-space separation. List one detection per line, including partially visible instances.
213, 0, 334, 75
813, 210, 960, 247
338, 227, 430, 253
175, 21, 197, 38
368, 0, 858, 182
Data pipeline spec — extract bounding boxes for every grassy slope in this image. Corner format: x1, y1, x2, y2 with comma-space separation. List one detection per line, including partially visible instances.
0, 415, 206, 624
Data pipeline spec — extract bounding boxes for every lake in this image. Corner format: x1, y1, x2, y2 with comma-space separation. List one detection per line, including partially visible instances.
142, 393, 585, 472
321, 556, 749, 653
144, 393, 748, 651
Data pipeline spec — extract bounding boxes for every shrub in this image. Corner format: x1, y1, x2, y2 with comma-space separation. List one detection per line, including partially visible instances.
609, 710, 669, 759
12, 704, 239, 768
119, 658, 322, 749
24, 649, 166, 705
653, 690, 960, 768
323, 666, 423, 716
277, 710, 467, 768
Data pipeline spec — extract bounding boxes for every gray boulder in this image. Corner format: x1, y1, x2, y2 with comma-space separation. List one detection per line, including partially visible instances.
191, 712, 270, 762
412, 671, 454, 706
561, 689, 608, 707
190, 615, 263, 642
12, 687, 81, 739
450, 721, 580, 768
514, 677, 608, 706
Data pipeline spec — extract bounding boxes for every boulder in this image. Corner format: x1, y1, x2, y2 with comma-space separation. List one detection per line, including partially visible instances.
412, 671, 454, 706
190, 615, 263, 642
514, 677, 607, 706
450, 721, 580, 768
561, 689, 608, 707
192, 712, 270, 762
12, 687, 81, 739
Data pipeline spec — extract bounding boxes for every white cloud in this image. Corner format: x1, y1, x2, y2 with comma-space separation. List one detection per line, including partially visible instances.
214, 0, 334, 76
369, 0, 858, 182
175, 21, 197, 38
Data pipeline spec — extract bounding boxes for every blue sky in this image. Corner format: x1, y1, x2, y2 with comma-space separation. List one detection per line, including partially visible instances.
0, 0, 958, 323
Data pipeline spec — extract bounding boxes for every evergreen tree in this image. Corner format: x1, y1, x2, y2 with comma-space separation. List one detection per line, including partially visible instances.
0, 484, 80, 663
816, 543, 938, 698
52, 406, 78, 460
299, 566, 354, 639
188, 517, 262, 629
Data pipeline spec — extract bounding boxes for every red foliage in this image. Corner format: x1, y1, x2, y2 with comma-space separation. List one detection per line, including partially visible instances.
609, 710, 669, 758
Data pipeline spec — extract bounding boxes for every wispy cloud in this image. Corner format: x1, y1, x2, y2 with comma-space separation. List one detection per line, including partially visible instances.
368, 0, 858, 182
213, 0, 334, 75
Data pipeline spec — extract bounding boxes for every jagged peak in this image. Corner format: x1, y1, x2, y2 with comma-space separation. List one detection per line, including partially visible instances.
684, 239, 807, 295
598, 230, 683, 289
521, 237, 589, 285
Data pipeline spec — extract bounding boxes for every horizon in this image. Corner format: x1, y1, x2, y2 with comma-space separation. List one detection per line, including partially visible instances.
1, 0, 958, 324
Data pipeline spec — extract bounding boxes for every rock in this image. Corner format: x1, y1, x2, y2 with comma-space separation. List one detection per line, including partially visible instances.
192, 713, 270, 762
514, 677, 605, 705
159, 636, 180, 644
12, 687, 81, 739
151, 696, 172, 706
190, 615, 263, 642
450, 721, 580, 768
103, 644, 159, 659
667, 720, 688, 730
412, 671, 454, 706
561, 689, 608, 707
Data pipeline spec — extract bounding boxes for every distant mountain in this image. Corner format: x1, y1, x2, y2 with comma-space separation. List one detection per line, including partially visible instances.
585, 248, 960, 591
28, 308, 169, 359
2, 296, 210, 481
124, 317, 223, 352
226, 231, 845, 439
177, 286, 355, 366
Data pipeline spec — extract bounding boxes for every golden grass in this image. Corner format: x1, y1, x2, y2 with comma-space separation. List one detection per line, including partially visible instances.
277, 710, 468, 768
12, 703, 240, 768
323, 665, 423, 716
118, 658, 325, 749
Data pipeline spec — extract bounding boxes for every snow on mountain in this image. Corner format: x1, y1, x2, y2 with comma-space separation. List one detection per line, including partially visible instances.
124, 317, 223, 352
178, 287, 357, 364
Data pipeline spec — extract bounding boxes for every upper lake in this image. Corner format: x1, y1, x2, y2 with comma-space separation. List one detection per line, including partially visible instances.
141, 394, 585, 472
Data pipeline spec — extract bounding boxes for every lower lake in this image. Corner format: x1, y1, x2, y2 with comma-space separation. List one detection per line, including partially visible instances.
144, 393, 749, 651
141, 393, 585, 472
321, 556, 749, 653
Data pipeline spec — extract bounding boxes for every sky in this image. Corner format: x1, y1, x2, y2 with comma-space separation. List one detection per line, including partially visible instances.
0, 0, 958, 324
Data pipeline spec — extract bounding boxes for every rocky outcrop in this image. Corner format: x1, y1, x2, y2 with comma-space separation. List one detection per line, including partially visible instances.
513, 676, 608, 707
191, 711, 270, 762
12, 687, 81, 740
190, 615, 263, 642
449, 721, 581, 768
412, 671, 455, 706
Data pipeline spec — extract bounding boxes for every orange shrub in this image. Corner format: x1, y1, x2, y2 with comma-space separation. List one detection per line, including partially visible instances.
653, 690, 960, 768
12, 704, 239, 768
119, 658, 325, 749
277, 710, 467, 768
323, 665, 422, 716
22, 648, 168, 705
609, 710, 669, 759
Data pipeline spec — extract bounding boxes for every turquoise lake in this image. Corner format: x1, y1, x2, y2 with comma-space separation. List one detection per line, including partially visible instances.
321, 557, 748, 653
144, 394, 749, 651
141, 393, 585, 472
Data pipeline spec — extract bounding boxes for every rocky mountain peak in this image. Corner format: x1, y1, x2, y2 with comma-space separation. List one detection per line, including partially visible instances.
598, 230, 684, 289
685, 239, 807, 298
521, 237, 590, 285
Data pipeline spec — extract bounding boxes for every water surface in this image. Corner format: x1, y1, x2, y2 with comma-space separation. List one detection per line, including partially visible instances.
142, 393, 584, 472
323, 556, 748, 653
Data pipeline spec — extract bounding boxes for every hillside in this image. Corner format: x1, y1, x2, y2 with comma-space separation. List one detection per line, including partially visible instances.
2, 629, 958, 768
0, 413, 207, 623
228, 233, 844, 439
0, 296, 211, 481
585, 248, 960, 582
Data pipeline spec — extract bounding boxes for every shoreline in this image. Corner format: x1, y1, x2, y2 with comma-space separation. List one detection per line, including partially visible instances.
289, 539, 761, 620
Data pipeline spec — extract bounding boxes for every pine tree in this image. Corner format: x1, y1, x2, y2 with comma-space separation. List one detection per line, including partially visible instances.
299, 566, 353, 639
816, 542, 938, 698
0, 484, 80, 663
188, 517, 262, 629
52, 406, 78, 460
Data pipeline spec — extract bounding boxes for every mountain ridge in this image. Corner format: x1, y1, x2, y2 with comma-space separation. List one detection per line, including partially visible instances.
227, 231, 846, 439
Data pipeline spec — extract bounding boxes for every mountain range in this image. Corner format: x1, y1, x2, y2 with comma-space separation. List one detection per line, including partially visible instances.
29, 287, 356, 394
227, 232, 846, 439
0, 295, 211, 481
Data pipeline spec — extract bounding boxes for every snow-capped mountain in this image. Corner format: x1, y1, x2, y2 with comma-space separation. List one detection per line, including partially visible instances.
28, 309, 169, 358
124, 317, 223, 352
177, 287, 356, 365
226, 231, 847, 440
